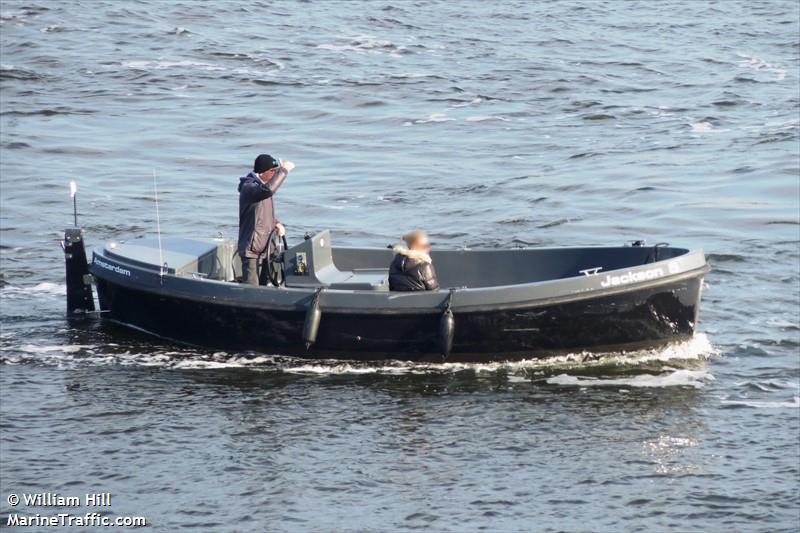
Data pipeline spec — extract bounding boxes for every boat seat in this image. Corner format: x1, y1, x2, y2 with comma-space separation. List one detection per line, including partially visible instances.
324, 268, 389, 291
284, 230, 389, 291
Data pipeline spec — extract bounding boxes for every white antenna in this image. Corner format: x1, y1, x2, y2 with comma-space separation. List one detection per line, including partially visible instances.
153, 170, 165, 277
69, 180, 78, 226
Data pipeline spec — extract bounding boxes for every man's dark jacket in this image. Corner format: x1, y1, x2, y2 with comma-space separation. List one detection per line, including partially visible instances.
237, 169, 287, 258
388, 246, 440, 291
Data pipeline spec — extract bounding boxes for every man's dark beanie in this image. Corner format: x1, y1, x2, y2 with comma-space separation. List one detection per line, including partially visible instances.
254, 154, 278, 173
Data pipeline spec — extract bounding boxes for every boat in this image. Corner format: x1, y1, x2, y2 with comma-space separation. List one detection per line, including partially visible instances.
63, 219, 710, 363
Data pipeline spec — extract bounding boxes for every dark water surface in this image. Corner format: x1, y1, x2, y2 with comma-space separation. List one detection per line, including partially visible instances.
1, 1, 799, 531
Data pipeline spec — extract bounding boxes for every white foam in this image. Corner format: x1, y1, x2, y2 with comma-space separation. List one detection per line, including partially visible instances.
737, 53, 787, 81
765, 317, 798, 329
410, 112, 454, 125
3, 333, 717, 378
547, 369, 713, 389
721, 396, 800, 409
451, 97, 485, 108
626, 333, 717, 363
465, 115, 510, 122
31, 282, 66, 294
172, 359, 247, 369
396, 72, 435, 79
735, 379, 800, 392
170, 354, 277, 369
231, 64, 284, 78
284, 363, 407, 375
19, 344, 89, 354
2, 282, 67, 295
1, 282, 67, 300
123, 60, 225, 72
282, 334, 716, 377
691, 122, 714, 133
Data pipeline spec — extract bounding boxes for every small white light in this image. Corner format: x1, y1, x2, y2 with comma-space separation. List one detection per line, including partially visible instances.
319, 238, 325, 247
69, 180, 77, 198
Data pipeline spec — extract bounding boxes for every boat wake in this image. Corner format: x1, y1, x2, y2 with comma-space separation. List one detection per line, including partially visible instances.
1, 331, 718, 388
546, 368, 712, 389
278, 334, 718, 388
1, 282, 67, 298
721, 396, 800, 409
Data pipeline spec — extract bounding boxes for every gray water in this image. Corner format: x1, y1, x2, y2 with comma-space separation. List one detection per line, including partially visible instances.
1, 1, 799, 531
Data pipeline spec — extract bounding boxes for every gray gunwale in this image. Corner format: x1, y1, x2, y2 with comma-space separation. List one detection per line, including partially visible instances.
90, 246, 709, 315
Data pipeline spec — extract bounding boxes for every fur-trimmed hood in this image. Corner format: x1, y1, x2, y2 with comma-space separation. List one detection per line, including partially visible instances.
392, 245, 432, 264
389, 245, 440, 291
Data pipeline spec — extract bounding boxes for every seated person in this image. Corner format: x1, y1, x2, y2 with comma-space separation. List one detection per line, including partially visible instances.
389, 230, 440, 291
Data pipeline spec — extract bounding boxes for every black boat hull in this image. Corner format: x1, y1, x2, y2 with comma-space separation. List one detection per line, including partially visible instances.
94, 274, 704, 362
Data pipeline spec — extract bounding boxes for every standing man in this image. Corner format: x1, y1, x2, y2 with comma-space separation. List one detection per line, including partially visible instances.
238, 153, 295, 285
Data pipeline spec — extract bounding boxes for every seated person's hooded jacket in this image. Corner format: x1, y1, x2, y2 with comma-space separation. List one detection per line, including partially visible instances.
388, 246, 440, 291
